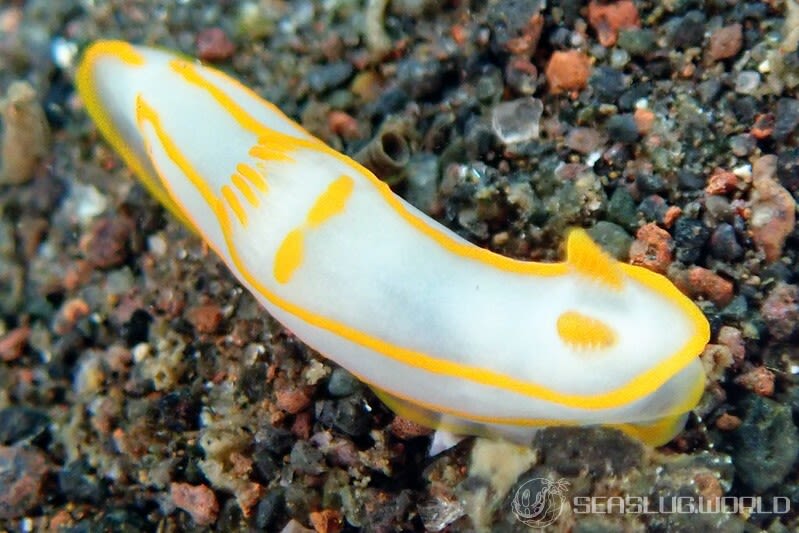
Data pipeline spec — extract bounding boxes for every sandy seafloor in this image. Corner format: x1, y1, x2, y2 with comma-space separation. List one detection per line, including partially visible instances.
0, 0, 798, 531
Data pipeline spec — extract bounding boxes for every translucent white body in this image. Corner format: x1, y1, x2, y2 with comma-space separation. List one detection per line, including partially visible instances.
76, 42, 710, 446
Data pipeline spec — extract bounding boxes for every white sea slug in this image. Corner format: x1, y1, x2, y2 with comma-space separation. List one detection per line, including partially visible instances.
76, 41, 710, 449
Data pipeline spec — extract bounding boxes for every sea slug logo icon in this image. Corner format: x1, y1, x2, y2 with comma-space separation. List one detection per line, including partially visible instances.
512, 477, 570, 528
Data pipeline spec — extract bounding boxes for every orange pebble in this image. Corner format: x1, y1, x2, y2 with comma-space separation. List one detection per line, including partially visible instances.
546, 50, 591, 94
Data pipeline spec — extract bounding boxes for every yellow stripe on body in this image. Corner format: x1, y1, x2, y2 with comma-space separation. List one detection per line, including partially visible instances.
237, 163, 268, 192
76, 42, 193, 228
250, 144, 295, 163
139, 59, 709, 414
231, 173, 260, 207
221, 184, 247, 225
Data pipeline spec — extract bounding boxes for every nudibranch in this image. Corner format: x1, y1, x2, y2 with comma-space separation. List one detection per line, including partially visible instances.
76, 41, 710, 448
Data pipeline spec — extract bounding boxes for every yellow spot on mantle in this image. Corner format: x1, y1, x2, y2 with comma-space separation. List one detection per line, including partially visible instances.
274, 229, 304, 284
273, 175, 355, 283
307, 176, 355, 227
557, 310, 616, 350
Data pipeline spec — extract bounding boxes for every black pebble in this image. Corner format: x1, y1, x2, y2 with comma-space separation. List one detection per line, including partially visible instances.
590, 67, 627, 103
0, 407, 50, 445
606, 114, 639, 143
710, 223, 743, 261
673, 218, 709, 263
122, 309, 152, 347
58, 459, 107, 504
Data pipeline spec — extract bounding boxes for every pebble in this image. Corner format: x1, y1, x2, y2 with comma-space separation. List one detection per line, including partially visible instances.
390, 416, 433, 439
289, 440, 325, 475
327, 110, 360, 141
0, 325, 29, 362
717, 325, 745, 364
586, 0, 640, 47
0, 407, 50, 445
171, 482, 219, 526
735, 71, 761, 95
773, 98, 799, 141
732, 95, 758, 123
750, 113, 775, 139
715, 412, 742, 431
310, 509, 343, 533
537, 427, 643, 477
491, 97, 543, 144
749, 155, 796, 262
316, 396, 372, 437
760, 283, 799, 340
677, 170, 705, 191
672, 217, 709, 263
674, 266, 734, 308
705, 168, 738, 195
633, 107, 655, 135
605, 114, 639, 142
486, 0, 544, 55
734, 367, 775, 397
586, 220, 632, 260
195, 27, 235, 62
158, 389, 201, 432
704, 195, 734, 222
709, 223, 743, 261
607, 186, 638, 231
637, 194, 667, 224
326, 367, 359, 397
475, 66, 504, 103
186, 303, 224, 334
663, 205, 681, 227
275, 385, 313, 415
404, 153, 440, 214
255, 425, 295, 457
707, 24, 743, 61
504, 57, 538, 95
253, 490, 285, 531
776, 147, 799, 192
701, 344, 734, 382
728, 133, 756, 157
280, 519, 316, 533
0, 81, 50, 184
307, 62, 354, 94
635, 172, 666, 194
695, 78, 720, 104
545, 50, 591, 94
565, 127, 604, 154
79, 216, 134, 269
629, 223, 672, 274
731, 395, 799, 492
395, 58, 444, 100
616, 28, 655, 57
609, 48, 630, 69
590, 66, 627, 102
52, 298, 90, 336
667, 10, 706, 49
58, 459, 106, 503
0, 445, 48, 519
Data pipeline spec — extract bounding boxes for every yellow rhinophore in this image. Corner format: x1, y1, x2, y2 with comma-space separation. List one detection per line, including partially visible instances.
76, 40, 710, 449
